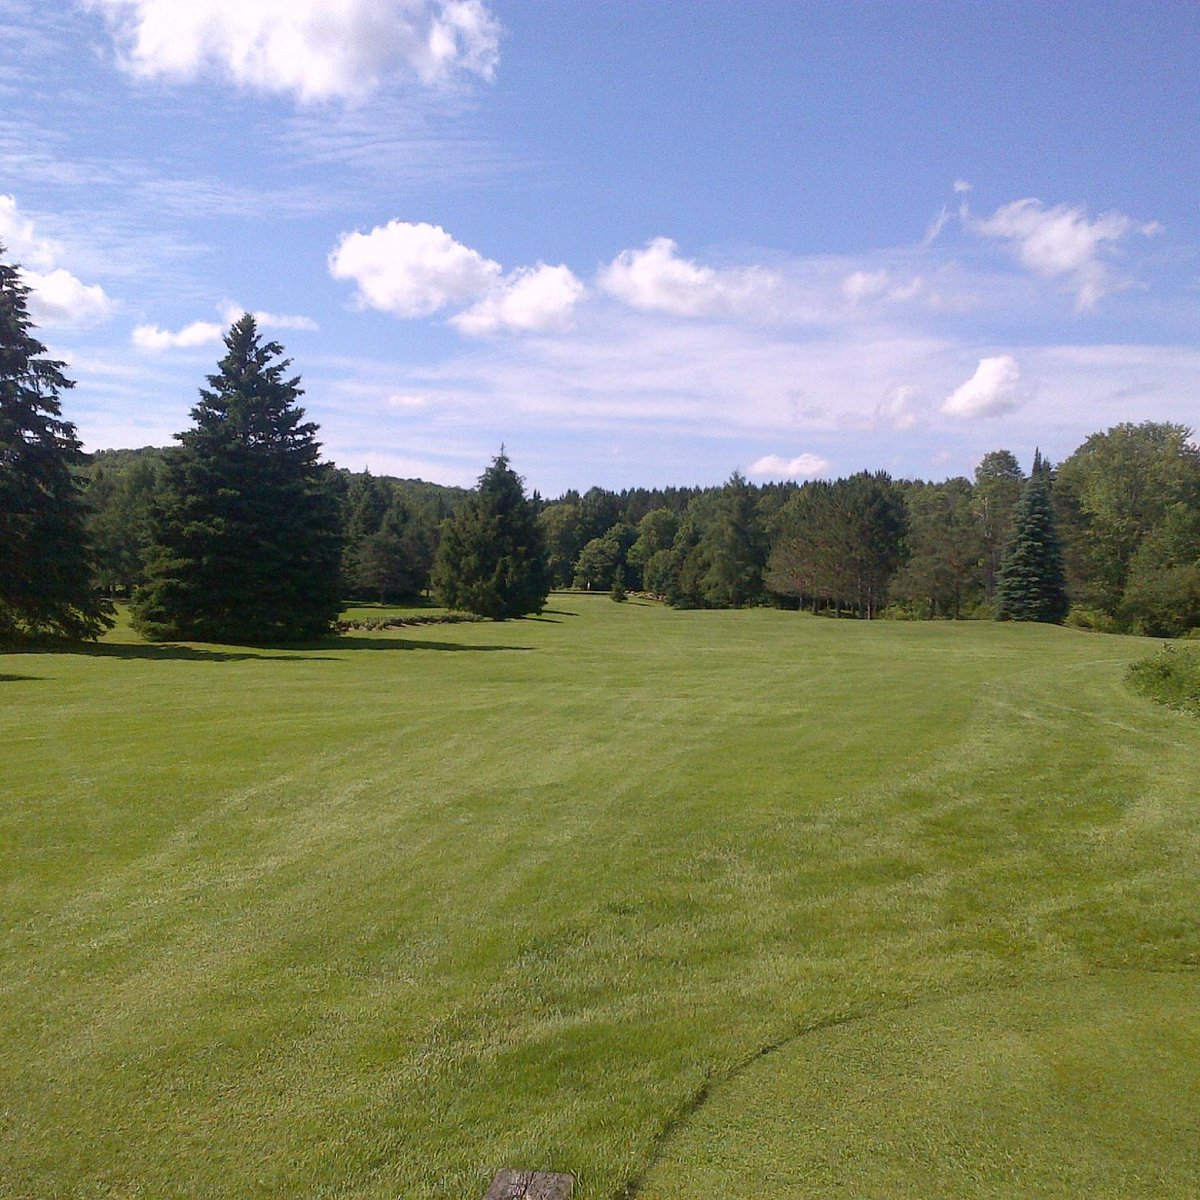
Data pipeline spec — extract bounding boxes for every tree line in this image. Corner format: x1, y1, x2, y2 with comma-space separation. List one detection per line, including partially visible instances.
3, 242, 1199, 643
534, 430, 1199, 637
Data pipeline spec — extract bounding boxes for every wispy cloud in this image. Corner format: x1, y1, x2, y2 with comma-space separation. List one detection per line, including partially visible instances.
219, 303, 318, 332
963, 197, 1160, 310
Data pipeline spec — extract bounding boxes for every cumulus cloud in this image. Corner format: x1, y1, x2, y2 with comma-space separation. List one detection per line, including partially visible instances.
964, 197, 1159, 310
23, 268, 113, 325
0, 194, 58, 267
329, 219, 501, 318
599, 237, 779, 317
330, 221, 583, 336
451, 263, 585, 336
746, 453, 831, 480
941, 354, 1024, 418
132, 320, 223, 351
0, 194, 112, 325
85, 0, 502, 102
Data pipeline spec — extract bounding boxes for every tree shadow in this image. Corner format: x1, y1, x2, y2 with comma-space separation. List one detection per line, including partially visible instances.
8, 641, 332, 663
540, 609, 579, 618
0, 673, 41, 682
327, 636, 533, 653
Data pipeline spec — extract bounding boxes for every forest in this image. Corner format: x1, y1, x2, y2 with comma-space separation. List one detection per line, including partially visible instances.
79, 419, 1200, 638
4, 250, 1199, 644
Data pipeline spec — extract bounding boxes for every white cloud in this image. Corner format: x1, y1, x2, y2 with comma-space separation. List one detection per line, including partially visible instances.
451, 263, 585, 336
747, 453, 831, 480
953, 179, 972, 194
329, 219, 500, 318
132, 320, 223, 351
85, 0, 502, 102
599, 237, 779, 317
941, 354, 1024, 419
0, 193, 58, 267
842, 269, 890, 303
0, 194, 113, 325
875, 384, 921, 431
219, 302, 319, 332
923, 206, 950, 246
964, 197, 1158, 310
23, 268, 113, 325
842, 269, 924, 305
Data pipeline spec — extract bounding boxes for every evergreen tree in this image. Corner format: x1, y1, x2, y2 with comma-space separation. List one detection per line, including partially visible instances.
350, 493, 435, 602
431, 450, 550, 618
0, 246, 112, 639
339, 469, 390, 592
697, 471, 766, 607
996, 451, 1069, 623
131, 315, 341, 643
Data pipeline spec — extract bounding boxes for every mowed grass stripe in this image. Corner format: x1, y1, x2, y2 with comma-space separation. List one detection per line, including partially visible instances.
1, 599, 1197, 1197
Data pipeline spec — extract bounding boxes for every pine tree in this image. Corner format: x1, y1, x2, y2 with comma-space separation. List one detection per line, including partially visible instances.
131, 315, 341, 643
697, 471, 766, 607
0, 246, 112, 639
996, 450, 1069, 623
431, 450, 550, 618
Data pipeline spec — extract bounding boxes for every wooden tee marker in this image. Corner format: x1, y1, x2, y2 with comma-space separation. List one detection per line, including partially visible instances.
484, 1168, 574, 1199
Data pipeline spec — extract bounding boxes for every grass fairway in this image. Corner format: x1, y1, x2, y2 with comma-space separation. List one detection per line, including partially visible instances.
1, 597, 1198, 1198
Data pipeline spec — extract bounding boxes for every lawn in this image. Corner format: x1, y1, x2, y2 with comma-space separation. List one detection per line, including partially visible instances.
1, 598, 1197, 1198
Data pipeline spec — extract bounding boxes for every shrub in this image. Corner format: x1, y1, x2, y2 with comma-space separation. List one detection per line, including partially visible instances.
1126, 645, 1200, 717
1064, 605, 1121, 634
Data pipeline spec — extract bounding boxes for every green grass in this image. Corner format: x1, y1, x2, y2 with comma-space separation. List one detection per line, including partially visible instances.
1, 599, 1198, 1198
337, 598, 450, 622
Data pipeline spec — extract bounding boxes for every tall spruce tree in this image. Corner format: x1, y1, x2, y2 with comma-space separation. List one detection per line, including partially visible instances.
996, 450, 1068, 623
431, 450, 550, 618
0, 246, 112, 639
132, 315, 341, 643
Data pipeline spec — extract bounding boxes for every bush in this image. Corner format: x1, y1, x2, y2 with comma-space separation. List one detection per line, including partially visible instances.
879, 601, 928, 621
1126, 645, 1200, 717
1064, 605, 1121, 634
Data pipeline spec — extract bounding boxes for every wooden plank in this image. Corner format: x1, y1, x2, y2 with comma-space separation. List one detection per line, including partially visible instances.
484, 1168, 574, 1199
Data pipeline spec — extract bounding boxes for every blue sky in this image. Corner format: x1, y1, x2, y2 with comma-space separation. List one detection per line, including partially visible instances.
3, 0, 1197, 494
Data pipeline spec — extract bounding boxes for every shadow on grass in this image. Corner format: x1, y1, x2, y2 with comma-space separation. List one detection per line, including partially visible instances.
0, 673, 41, 682
48, 642, 326, 663
3, 632, 532, 661
541, 609, 579, 618
327, 636, 533, 653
